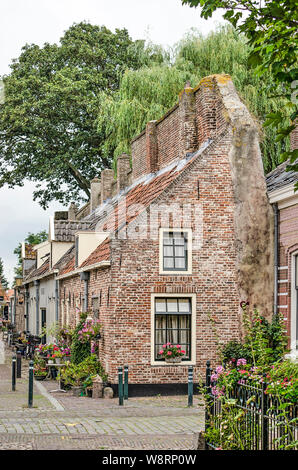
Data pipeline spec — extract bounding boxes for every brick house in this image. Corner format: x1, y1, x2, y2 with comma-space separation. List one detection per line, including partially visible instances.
22, 210, 91, 341
42, 74, 274, 394
266, 126, 298, 361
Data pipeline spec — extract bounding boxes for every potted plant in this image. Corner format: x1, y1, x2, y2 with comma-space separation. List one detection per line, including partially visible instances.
158, 344, 186, 363
52, 349, 63, 364
82, 374, 96, 397
34, 368, 48, 381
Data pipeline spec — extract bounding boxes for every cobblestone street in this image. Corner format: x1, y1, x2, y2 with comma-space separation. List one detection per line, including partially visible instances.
0, 345, 204, 450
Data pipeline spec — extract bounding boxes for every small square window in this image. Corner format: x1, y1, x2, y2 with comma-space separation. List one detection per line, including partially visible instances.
162, 231, 188, 272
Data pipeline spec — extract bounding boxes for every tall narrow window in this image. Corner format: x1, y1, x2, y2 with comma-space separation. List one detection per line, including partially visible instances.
154, 297, 191, 361
163, 231, 188, 271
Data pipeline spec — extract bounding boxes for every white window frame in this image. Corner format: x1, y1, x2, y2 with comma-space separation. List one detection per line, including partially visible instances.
159, 228, 192, 275
290, 251, 298, 359
150, 293, 196, 366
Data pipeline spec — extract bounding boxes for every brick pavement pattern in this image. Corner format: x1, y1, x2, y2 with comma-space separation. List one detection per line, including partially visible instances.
0, 344, 204, 450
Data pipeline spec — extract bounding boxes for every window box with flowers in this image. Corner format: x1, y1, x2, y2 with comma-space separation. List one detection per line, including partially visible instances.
158, 344, 186, 363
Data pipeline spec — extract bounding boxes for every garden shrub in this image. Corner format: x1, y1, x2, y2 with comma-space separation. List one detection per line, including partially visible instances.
70, 312, 91, 365
60, 354, 107, 387
221, 311, 288, 366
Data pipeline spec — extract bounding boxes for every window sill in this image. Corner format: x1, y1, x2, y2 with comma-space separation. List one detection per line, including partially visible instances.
151, 360, 196, 366
159, 270, 192, 276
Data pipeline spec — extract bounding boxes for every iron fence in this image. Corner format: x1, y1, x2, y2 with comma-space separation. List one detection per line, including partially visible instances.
205, 361, 298, 450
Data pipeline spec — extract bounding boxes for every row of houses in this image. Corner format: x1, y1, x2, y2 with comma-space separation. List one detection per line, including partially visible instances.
11, 74, 298, 394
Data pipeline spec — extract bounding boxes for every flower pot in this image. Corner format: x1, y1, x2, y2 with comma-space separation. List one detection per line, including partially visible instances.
72, 386, 84, 397
34, 374, 47, 381
64, 356, 71, 362
48, 359, 54, 364
55, 358, 61, 364
165, 357, 182, 364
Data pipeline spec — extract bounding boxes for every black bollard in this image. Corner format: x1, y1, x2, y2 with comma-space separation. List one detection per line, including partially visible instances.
16, 350, 22, 378
124, 365, 128, 400
118, 367, 123, 406
12, 355, 16, 391
188, 366, 193, 407
28, 360, 34, 408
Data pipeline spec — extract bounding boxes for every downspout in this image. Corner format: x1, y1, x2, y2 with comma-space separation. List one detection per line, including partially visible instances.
80, 271, 90, 312
55, 279, 59, 323
273, 203, 279, 316
25, 285, 29, 332
34, 280, 40, 335
13, 288, 16, 325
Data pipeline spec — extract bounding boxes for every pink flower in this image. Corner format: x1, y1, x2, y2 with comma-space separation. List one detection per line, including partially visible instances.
167, 351, 172, 356
159, 350, 163, 355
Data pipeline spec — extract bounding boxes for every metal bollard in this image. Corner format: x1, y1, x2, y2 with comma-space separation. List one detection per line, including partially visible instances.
28, 360, 34, 408
124, 365, 128, 400
118, 367, 123, 406
12, 355, 16, 391
188, 366, 193, 407
17, 350, 22, 378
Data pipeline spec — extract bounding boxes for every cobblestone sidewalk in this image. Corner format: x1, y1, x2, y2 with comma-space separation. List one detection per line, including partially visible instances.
0, 343, 204, 450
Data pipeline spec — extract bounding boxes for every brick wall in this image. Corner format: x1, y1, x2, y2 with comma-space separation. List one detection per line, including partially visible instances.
277, 204, 298, 343
131, 76, 231, 182
58, 74, 273, 388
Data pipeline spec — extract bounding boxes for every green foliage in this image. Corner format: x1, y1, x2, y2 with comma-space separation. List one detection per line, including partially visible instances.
97, 63, 198, 167
205, 305, 297, 450
60, 353, 107, 387
182, 0, 298, 178
221, 311, 288, 366
0, 22, 152, 208
221, 340, 250, 364
13, 230, 47, 277
70, 312, 91, 365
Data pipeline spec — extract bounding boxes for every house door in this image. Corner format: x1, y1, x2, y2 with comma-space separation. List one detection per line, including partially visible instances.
41, 309, 46, 344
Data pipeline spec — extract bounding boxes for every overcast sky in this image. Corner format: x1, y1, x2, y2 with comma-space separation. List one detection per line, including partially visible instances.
0, 0, 225, 285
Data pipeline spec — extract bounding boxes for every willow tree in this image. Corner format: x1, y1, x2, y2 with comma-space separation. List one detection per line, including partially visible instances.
97, 64, 199, 168
98, 25, 287, 173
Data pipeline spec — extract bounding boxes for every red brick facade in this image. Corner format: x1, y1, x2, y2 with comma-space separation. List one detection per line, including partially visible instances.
57, 75, 274, 389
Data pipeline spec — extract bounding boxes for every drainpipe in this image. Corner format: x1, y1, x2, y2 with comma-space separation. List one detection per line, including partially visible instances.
55, 279, 59, 323
25, 285, 29, 332
80, 271, 90, 312
34, 280, 40, 335
13, 288, 17, 325
273, 203, 279, 316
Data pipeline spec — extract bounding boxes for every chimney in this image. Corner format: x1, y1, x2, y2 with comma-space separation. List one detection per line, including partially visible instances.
179, 83, 197, 156
68, 202, 78, 220
117, 153, 131, 193
101, 169, 114, 204
90, 178, 101, 213
146, 120, 158, 173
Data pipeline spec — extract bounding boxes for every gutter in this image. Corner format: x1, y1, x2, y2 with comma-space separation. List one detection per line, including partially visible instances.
56, 261, 110, 280
23, 269, 59, 285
